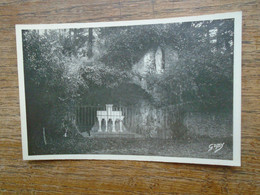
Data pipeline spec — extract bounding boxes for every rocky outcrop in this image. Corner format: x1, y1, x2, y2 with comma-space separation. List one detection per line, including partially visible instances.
132, 45, 178, 95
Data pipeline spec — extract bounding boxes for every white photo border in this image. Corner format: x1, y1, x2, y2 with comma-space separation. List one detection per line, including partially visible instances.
16, 11, 242, 166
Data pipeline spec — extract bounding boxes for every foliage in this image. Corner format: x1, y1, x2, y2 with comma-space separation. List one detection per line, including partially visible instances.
23, 18, 234, 145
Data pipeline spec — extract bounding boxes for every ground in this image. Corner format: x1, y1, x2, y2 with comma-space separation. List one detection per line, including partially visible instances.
30, 135, 233, 160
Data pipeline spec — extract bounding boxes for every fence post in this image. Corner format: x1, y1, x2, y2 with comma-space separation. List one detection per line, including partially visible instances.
43, 127, 47, 145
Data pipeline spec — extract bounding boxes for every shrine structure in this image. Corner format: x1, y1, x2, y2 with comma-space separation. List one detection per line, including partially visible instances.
97, 104, 124, 133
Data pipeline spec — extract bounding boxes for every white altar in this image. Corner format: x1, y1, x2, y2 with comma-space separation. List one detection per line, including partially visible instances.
97, 104, 124, 132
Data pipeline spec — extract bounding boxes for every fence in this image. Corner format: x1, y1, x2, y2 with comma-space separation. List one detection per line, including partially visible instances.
75, 105, 128, 131
74, 105, 178, 138
72, 102, 210, 138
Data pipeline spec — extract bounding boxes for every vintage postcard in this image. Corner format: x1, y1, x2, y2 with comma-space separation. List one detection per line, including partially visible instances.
16, 12, 242, 166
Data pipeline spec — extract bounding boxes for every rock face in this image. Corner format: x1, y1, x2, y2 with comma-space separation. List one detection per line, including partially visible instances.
132, 45, 178, 93
130, 45, 232, 140
129, 45, 179, 138
125, 101, 173, 138
132, 49, 155, 78
133, 45, 178, 77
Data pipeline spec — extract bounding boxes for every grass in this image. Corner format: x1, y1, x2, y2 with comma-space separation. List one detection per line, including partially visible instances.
29, 135, 233, 160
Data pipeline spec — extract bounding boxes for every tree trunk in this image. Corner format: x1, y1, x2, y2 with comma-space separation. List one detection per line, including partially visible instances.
87, 28, 93, 58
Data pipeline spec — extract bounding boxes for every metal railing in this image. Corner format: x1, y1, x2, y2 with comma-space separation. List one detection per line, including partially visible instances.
72, 102, 209, 138
75, 105, 128, 130
74, 105, 176, 138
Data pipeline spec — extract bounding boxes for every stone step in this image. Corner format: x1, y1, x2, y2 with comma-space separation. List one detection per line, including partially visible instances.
85, 131, 143, 138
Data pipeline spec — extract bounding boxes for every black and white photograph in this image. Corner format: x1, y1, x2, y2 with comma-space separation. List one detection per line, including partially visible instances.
16, 12, 241, 166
